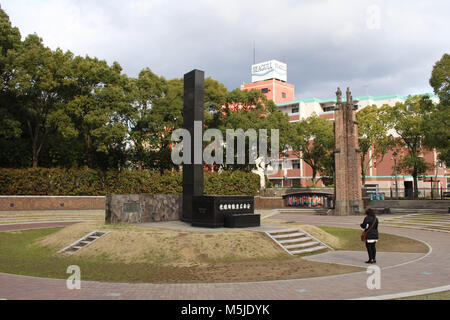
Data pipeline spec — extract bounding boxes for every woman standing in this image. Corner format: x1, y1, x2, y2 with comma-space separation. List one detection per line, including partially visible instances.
360, 208, 379, 264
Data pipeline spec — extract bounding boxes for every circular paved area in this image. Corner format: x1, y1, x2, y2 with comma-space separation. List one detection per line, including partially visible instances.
0, 214, 449, 300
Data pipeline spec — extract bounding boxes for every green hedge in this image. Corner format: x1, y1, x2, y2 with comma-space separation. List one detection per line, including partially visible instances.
0, 168, 260, 196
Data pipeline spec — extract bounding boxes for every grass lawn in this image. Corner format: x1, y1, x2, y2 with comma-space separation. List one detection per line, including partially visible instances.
396, 291, 450, 300
0, 226, 363, 283
318, 226, 429, 253
0, 222, 429, 283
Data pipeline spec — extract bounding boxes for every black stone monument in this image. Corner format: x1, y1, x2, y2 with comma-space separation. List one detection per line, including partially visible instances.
182, 69, 260, 228
182, 70, 204, 222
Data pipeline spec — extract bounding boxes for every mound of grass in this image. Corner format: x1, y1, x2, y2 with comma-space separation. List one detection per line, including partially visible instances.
318, 226, 429, 253
38, 221, 287, 265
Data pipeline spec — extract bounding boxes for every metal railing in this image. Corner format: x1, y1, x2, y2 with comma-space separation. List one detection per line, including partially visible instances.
362, 187, 450, 200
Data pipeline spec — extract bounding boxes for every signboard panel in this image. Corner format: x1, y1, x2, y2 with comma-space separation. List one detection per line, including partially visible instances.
251, 60, 287, 82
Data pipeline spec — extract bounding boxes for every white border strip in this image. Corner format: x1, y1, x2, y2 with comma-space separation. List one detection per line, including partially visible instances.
352, 285, 450, 300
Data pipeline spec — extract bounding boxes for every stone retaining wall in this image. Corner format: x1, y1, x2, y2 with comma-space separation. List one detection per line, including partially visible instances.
105, 194, 182, 224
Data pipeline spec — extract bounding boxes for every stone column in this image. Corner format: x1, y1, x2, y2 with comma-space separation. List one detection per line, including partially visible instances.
333, 87, 364, 215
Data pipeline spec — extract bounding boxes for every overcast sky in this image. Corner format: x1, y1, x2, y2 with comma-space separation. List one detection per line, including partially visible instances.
2, 0, 449, 99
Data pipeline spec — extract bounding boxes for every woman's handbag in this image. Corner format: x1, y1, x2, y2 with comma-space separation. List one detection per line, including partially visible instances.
361, 216, 377, 242
360, 232, 367, 242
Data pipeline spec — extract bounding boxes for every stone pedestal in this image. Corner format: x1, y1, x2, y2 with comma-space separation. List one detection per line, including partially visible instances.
105, 194, 182, 223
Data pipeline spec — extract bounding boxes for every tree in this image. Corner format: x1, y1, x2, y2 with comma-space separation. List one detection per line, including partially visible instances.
216, 89, 291, 172
357, 104, 395, 185
0, 8, 22, 139
424, 53, 450, 166
6, 34, 74, 167
127, 68, 168, 170
390, 96, 433, 198
429, 53, 450, 106
65, 55, 130, 169
291, 114, 334, 186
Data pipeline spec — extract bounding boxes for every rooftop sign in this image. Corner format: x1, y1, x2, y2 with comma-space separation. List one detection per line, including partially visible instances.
251, 60, 287, 83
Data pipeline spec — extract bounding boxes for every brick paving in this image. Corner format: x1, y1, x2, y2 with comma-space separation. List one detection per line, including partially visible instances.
0, 214, 449, 300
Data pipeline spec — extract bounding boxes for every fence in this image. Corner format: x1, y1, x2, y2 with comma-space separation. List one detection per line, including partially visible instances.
362, 187, 450, 200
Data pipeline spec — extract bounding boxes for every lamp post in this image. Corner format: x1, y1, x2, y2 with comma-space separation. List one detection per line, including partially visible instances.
392, 151, 398, 198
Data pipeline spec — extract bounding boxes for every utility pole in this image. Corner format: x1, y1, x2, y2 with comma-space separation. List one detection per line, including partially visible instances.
253, 40, 256, 64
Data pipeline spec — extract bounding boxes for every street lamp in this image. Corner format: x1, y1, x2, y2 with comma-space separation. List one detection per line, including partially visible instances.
391, 151, 398, 198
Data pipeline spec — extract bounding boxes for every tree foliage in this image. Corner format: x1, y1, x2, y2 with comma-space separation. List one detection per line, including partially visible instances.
357, 104, 395, 184
424, 53, 450, 166
389, 96, 433, 198
290, 114, 334, 186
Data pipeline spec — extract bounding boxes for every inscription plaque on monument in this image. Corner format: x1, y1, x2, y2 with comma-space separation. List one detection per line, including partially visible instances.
122, 202, 141, 223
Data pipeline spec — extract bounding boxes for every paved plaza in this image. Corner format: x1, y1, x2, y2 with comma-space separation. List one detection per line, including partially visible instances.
0, 212, 449, 300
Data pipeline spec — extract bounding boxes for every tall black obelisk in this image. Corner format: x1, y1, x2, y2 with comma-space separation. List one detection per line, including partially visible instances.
182, 70, 204, 222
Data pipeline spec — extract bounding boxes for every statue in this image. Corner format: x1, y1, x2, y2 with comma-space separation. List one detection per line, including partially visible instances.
252, 156, 266, 189
346, 87, 353, 109
336, 87, 342, 104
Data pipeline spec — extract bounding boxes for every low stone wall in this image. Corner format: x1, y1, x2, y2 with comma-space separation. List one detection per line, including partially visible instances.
105, 194, 182, 224
261, 188, 334, 197
0, 196, 105, 211
367, 199, 450, 209
254, 196, 285, 209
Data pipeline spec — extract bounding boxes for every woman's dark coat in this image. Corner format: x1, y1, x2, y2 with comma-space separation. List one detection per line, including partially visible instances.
360, 215, 379, 240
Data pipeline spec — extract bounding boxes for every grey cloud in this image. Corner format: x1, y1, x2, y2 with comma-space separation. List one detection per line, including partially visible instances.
2, 0, 449, 99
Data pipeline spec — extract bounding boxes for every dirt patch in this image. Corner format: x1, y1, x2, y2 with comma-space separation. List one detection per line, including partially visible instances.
179, 247, 200, 260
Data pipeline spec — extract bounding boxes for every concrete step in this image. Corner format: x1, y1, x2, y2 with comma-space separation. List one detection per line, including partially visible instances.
272, 232, 305, 240
285, 241, 319, 250
290, 245, 328, 255
279, 237, 312, 245
265, 228, 332, 256
267, 228, 299, 235
59, 230, 107, 255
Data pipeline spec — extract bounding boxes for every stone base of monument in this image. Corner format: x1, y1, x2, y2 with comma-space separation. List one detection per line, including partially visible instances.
224, 214, 261, 228
332, 200, 364, 215
191, 195, 260, 228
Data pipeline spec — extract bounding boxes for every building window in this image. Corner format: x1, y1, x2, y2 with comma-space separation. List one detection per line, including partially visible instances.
291, 107, 299, 113
292, 160, 300, 169
323, 106, 335, 112
282, 92, 286, 98
261, 88, 269, 94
